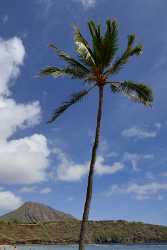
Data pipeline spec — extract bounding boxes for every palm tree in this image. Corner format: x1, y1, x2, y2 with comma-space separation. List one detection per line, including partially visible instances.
40, 19, 153, 250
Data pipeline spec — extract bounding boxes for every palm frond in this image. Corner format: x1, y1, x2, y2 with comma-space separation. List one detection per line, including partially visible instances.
73, 26, 95, 66
49, 44, 90, 72
40, 67, 67, 77
104, 35, 143, 76
88, 20, 100, 40
48, 88, 93, 123
127, 34, 136, 48
40, 66, 90, 80
102, 19, 119, 67
88, 20, 103, 68
87, 19, 119, 71
64, 67, 91, 79
110, 80, 153, 106
129, 44, 143, 56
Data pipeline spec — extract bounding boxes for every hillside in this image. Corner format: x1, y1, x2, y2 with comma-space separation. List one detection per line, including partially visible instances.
0, 202, 167, 245
0, 202, 76, 223
0, 220, 167, 245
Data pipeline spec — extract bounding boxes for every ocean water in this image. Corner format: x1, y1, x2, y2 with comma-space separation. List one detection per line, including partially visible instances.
16, 245, 167, 250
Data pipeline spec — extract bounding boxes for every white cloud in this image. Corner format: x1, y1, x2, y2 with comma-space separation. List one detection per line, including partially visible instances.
19, 186, 51, 194
123, 152, 154, 171
0, 98, 40, 140
95, 156, 124, 175
40, 187, 52, 194
106, 152, 119, 158
0, 191, 22, 214
38, 0, 96, 10
0, 37, 25, 96
0, 36, 50, 184
154, 122, 162, 129
122, 126, 158, 139
67, 197, 75, 201
98, 138, 119, 159
0, 134, 49, 184
105, 182, 167, 200
54, 147, 88, 181
19, 186, 37, 193
53, 148, 123, 182
76, 0, 96, 8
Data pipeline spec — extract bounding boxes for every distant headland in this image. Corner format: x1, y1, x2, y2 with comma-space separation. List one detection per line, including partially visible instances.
0, 202, 167, 245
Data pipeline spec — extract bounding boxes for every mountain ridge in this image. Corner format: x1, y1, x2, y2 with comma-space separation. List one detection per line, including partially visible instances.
0, 201, 76, 223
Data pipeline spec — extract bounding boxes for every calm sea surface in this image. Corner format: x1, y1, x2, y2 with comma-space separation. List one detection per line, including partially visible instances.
17, 245, 167, 250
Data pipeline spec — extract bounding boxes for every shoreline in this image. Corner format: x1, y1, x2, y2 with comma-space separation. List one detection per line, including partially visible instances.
12, 243, 167, 246
0, 246, 14, 248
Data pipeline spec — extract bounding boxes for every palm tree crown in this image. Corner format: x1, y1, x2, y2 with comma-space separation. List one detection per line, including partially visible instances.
40, 19, 153, 123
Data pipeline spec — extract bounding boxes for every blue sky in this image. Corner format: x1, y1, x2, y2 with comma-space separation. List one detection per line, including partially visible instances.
0, 0, 167, 226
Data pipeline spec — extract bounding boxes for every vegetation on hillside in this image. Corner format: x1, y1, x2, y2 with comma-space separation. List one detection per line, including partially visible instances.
0, 220, 166, 245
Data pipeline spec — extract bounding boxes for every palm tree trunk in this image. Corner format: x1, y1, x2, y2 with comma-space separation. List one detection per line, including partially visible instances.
79, 86, 104, 250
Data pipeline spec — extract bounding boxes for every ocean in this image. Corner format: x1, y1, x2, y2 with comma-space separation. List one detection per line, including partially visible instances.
16, 245, 167, 250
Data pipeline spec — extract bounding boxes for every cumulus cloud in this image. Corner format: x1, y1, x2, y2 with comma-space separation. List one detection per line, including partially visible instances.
105, 182, 167, 200
0, 98, 40, 140
0, 134, 49, 184
154, 122, 162, 129
0, 36, 50, 185
40, 187, 52, 194
38, 0, 96, 10
53, 148, 123, 182
95, 156, 124, 175
123, 152, 154, 171
75, 0, 96, 8
122, 126, 157, 139
67, 197, 75, 201
106, 152, 119, 158
0, 37, 25, 96
19, 186, 37, 193
19, 186, 51, 194
53, 148, 88, 181
0, 191, 22, 214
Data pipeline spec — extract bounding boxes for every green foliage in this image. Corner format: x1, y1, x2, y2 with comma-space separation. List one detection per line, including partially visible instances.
0, 220, 166, 245
110, 81, 153, 106
40, 66, 89, 80
74, 26, 95, 67
0, 220, 6, 224
40, 67, 68, 77
49, 44, 90, 72
87, 19, 119, 70
105, 35, 143, 75
128, 34, 136, 47
48, 89, 91, 123
12, 219, 20, 224
103, 19, 118, 67
40, 18, 153, 121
